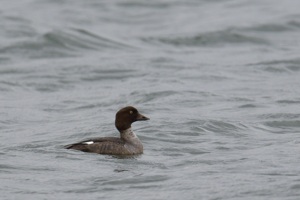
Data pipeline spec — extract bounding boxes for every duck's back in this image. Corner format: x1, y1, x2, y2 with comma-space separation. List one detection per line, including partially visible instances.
65, 137, 143, 155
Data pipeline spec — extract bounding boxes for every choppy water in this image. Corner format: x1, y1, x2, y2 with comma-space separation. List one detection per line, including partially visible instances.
1, 0, 300, 199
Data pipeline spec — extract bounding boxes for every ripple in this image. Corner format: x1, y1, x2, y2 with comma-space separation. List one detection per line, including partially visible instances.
80, 69, 138, 81
259, 113, 300, 120
143, 29, 269, 47
101, 174, 170, 186
247, 58, 300, 73
0, 28, 136, 59
264, 120, 300, 128
245, 23, 292, 32
291, 183, 300, 190
132, 90, 179, 104
277, 100, 300, 104
202, 120, 248, 135
238, 104, 258, 108
161, 147, 209, 155
244, 20, 300, 32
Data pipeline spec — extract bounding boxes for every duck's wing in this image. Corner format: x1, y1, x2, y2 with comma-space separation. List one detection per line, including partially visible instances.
65, 137, 126, 154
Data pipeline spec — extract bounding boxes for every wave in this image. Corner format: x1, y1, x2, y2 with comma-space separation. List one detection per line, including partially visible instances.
246, 58, 300, 73
142, 28, 269, 47
0, 28, 137, 59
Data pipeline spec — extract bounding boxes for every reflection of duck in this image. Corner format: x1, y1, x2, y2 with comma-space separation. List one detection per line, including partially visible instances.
65, 106, 149, 155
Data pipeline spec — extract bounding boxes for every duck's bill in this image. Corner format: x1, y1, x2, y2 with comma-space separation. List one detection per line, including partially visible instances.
136, 113, 150, 121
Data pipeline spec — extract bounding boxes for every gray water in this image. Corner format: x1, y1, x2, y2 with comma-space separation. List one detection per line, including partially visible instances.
1, 0, 300, 199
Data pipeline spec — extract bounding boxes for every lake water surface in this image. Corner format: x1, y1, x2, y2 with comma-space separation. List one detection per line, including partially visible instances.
1, 0, 300, 199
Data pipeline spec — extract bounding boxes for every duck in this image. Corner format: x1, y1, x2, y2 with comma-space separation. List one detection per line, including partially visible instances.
65, 106, 149, 155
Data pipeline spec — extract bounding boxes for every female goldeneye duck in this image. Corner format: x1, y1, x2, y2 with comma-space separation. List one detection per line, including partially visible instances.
65, 106, 149, 155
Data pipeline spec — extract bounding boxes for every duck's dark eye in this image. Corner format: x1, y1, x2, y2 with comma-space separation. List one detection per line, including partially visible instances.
129, 110, 133, 114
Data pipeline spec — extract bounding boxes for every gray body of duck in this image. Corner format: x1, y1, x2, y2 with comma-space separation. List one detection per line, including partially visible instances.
65, 106, 149, 155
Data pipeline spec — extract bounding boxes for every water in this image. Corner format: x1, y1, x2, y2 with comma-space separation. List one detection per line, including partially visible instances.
1, 0, 300, 199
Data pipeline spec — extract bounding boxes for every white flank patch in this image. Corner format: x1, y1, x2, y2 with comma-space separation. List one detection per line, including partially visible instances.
83, 141, 94, 144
